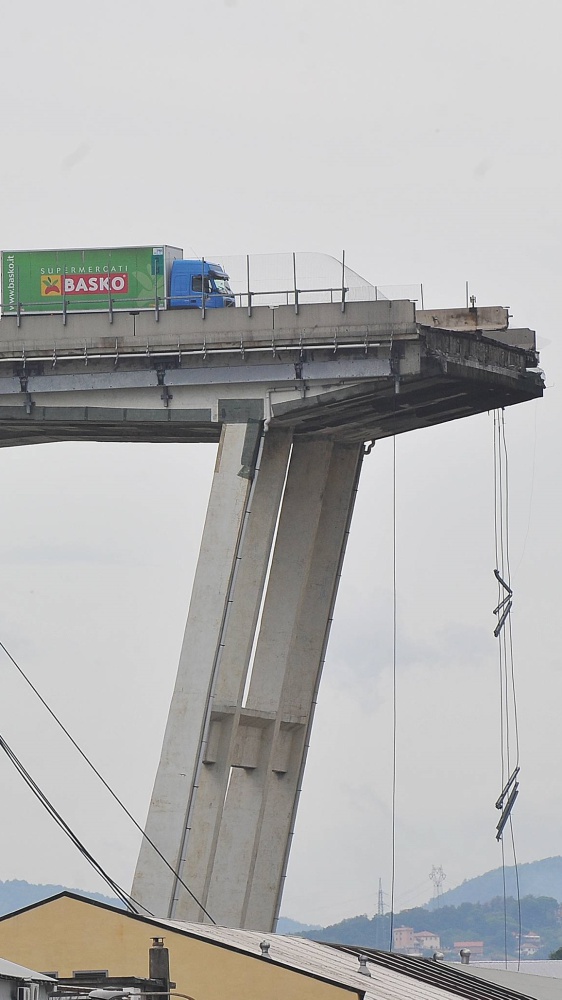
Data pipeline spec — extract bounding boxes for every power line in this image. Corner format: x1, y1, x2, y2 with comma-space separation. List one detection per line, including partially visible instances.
389, 397, 398, 952
0, 732, 147, 915
0, 638, 216, 924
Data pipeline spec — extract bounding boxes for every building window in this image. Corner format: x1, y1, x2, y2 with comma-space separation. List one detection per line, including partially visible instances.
72, 972, 109, 980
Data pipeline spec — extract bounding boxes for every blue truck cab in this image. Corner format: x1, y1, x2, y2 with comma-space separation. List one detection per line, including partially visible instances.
170, 259, 235, 309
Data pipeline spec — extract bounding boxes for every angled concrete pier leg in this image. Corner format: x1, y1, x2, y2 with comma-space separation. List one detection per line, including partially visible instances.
166, 427, 293, 918
132, 420, 262, 915
133, 427, 363, 930
199, 439, 363, 930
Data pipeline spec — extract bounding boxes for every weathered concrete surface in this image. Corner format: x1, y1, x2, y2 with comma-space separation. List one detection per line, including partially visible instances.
0, 300, 417, 356
132, 429, 362, 930
416, 305, 509, 333
133, 421, 256, 915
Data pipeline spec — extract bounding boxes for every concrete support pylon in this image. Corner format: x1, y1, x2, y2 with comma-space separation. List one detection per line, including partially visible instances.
132, 420, 260, 915
132, 423, 363, 930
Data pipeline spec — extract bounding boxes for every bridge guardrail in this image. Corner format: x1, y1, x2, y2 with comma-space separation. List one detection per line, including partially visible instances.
1, 250, 423, 326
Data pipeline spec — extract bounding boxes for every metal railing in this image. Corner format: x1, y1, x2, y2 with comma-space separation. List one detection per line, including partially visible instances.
2, 251, 423, 327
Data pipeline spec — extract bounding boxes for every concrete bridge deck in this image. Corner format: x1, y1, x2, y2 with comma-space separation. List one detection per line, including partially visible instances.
0, 300, 542, 447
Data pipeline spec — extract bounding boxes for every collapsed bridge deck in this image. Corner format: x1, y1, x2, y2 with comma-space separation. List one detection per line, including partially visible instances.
0, 300, 543, 446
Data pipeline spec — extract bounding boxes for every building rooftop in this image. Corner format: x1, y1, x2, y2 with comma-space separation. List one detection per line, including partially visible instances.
0, 957, 55, 982
0, 894, 540, 1000
448, 961, 562, 1000
156, 917, 537, 1000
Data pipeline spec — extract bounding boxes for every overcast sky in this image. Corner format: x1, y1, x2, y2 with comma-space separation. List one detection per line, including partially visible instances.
0, 0, 560, 928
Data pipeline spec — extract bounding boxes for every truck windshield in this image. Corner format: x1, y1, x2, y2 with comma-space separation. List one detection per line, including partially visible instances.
211, 276, 233, 295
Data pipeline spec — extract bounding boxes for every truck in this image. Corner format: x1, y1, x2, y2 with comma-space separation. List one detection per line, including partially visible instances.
0, 246, 236, 316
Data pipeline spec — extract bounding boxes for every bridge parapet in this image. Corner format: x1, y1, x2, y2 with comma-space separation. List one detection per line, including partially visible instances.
0, 300, 416, 360
0, 300, 529, 363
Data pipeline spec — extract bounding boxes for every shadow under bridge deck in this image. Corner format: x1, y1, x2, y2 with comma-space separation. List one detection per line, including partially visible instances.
0, 299, 542, 446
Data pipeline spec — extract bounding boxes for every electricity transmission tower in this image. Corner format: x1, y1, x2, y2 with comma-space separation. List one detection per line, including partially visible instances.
429, 866, 447, 907
374, 878, 387, 949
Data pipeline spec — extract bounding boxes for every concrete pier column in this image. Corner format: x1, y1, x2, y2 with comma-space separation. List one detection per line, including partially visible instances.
133, 426, 363, 931
198, 439, 363, 930
165, 427, 293, 918
132, 419, 262, 915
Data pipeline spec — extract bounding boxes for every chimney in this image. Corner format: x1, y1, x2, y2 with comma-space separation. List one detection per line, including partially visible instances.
459, 948, 471, 965
149, 937, 171, 997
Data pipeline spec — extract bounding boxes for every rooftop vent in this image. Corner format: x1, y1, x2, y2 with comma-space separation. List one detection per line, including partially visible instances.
460, 949, 471, 965
259, 941, 271, 959
357, 955, 371, 977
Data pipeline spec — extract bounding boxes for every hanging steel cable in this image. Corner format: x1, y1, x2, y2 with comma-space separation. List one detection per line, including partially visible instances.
388, 372, 399, 952
388, 431, 398, 951
492, 409, 522, 968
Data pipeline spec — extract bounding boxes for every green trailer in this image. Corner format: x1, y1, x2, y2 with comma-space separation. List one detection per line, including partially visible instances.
1, 245, 182, 316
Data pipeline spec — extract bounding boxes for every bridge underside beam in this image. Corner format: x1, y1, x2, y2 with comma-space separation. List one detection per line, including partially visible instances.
0, 334, 541, 448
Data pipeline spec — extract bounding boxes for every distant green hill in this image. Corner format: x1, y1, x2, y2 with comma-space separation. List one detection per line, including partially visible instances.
429, 857, 562, 908
290, 858, 562, 959
297, 895, 562, 959
0, 879, 123, 916
0, 881, 321, 936
276, 917, 321, 935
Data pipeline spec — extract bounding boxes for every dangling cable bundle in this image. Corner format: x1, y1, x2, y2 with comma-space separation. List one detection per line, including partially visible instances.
492, 409, 522, 968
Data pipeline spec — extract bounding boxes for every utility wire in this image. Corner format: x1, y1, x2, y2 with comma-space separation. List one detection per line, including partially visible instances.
500, 835, 508, 968
0, 638, 216, 925
501, 415, 520, 771
388, 395, 398, 951
0, 732, 147, 915
510, 815, 522, 971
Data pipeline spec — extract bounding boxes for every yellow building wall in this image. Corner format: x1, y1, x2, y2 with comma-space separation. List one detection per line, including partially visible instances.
0, 896, 359, 1000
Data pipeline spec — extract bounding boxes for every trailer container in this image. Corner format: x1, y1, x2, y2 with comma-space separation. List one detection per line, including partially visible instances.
1, 245, 184, 315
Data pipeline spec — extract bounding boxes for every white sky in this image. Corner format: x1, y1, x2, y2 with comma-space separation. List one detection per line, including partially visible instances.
0, 0, 560, 927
